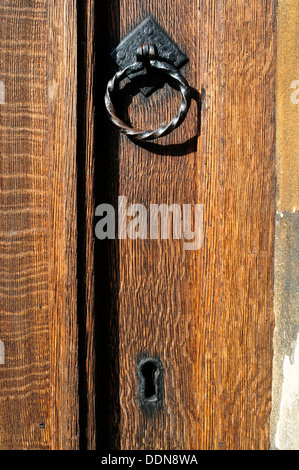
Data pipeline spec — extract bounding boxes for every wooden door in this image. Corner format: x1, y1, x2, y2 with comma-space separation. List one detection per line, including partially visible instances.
96, 0, 275, 450
0, 0, 278, 450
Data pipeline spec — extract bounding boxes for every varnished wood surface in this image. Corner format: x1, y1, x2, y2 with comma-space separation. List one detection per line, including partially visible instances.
78, 0, 96, 450
99, 0, 276, 450
198, 0, 276, 450
0, 0, 79, 449
47, 0, 79, 450
0, 0, 276, 450
97, 0, 200, 450
117, 1, 200, 451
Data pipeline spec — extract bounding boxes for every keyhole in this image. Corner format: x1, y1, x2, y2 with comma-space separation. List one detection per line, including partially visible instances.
137, 356, 164, 415
141, 360, 157, 399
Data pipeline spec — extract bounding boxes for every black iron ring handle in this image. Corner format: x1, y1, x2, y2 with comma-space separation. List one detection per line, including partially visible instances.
104, 44, 191, 141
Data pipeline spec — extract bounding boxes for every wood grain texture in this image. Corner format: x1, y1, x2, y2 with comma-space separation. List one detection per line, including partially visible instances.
100, 0, 201, 450
198, 0, 276, 449
0, 0, 78, 449
78, 0, 96, 450
0, 0, 276, 450
99, 0, 276, 450
0, 0, 50, 449
47, 0, 79, 450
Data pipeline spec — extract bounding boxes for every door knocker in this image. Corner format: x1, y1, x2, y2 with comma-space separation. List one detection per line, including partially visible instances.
104, 17, 191, 142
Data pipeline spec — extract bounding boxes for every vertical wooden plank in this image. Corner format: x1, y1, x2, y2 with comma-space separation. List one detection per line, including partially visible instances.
0, 0, 51, 449
100, 0, 201, 450
83, 0, 96, 451
48, 0, 79, 450
199, 0, 276, 449
0, 0, 78, 449
100, 0, 276, 450
78, 0, 96, 450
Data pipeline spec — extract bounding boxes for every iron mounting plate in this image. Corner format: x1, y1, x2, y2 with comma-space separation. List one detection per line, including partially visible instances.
110, 16, 189, 96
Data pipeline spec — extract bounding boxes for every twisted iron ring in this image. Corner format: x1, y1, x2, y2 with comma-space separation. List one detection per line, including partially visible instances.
104, 44, 191, 141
